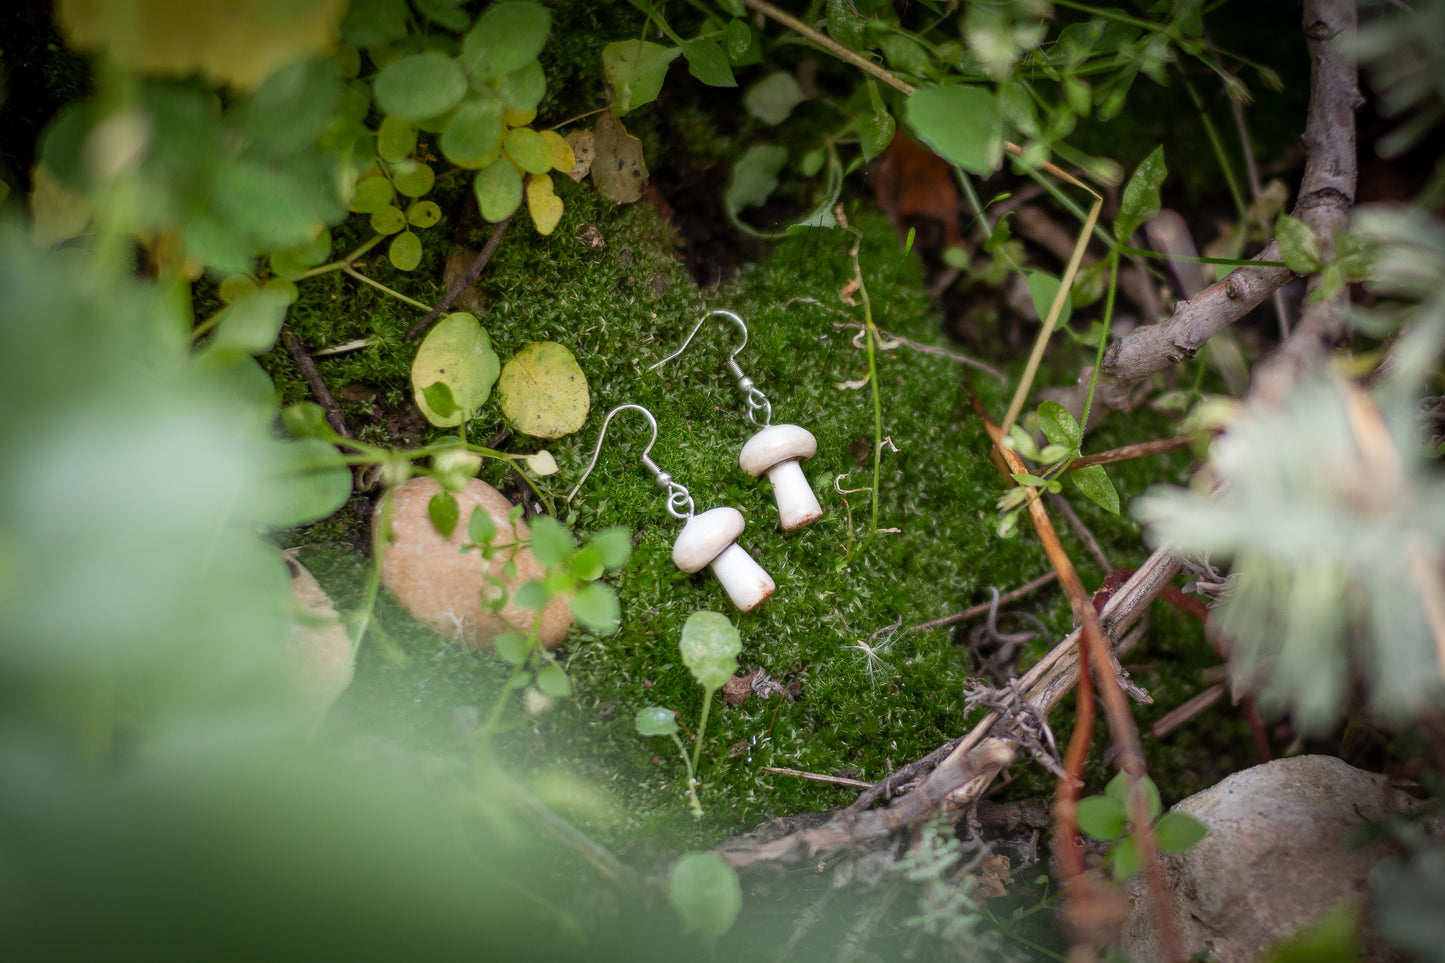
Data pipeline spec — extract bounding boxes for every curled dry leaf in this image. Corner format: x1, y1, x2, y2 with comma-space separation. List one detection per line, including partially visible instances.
563, 129, 594, 182
590, 110, 648, 203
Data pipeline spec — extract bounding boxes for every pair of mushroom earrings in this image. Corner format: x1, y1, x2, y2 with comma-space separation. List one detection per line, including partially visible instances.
566, 310, 821, 613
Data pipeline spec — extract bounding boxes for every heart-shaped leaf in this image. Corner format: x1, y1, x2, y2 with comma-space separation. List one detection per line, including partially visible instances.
526, 174, 563, 236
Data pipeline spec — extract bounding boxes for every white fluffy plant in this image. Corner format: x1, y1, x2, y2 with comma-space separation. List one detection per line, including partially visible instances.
1136, 376, 1445, 733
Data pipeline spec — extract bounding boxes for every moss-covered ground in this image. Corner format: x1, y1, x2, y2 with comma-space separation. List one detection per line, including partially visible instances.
265, 170, 1235, 868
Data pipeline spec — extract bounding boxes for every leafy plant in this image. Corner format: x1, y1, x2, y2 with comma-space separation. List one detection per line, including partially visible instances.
635, 610, 742, 818
667, 851, 743, 943
998, 400, 1121, 537
1075, 772, 1207, 880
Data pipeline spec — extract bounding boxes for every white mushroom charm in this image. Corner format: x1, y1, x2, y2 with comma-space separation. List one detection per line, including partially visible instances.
671, 507, 775, 612
740, 423, 822, 531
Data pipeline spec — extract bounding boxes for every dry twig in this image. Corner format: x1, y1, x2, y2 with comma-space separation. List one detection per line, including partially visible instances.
281, 329, 352, 440
405, 213, 515, 341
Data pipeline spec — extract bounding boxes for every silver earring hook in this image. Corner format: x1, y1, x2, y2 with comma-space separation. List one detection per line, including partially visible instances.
649, 309, 772, 427
566, 404, 695, 519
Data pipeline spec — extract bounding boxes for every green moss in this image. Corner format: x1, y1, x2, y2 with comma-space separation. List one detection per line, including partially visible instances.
275, 169, 1205, 854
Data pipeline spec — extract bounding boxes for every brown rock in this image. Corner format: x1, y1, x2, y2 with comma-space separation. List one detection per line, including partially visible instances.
375, 476, 573, 651
286, 559, 354, 709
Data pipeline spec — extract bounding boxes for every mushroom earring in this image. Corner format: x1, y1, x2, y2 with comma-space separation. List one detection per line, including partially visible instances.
649, 309, 823, 531
566, 404, 775, 612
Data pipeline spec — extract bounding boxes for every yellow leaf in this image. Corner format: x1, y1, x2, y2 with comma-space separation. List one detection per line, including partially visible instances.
503, 105, 538, 128
498, 341, 590, 439
28, 162, 93, 247
526, 175, 563, 237
539, 130, 576, 173
57, 0, 347, 90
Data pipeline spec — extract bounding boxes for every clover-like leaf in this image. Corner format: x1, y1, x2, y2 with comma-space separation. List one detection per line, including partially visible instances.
388, 230, 422, 271
535, 662, 571, 697
679, 610, 742, 693
525, 174, 563, 236
497, 341, 590, 439
1076, 794, 1126, 841
440, 97, 505, 167
590, 527, 633, 570
1155, 811, 1208, 852
410, 312, 500, 427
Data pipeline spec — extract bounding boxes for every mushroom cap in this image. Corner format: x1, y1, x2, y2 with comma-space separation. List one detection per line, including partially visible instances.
672, 506, 746, 573
375, 477, 574, 651
739, 423, 817, 477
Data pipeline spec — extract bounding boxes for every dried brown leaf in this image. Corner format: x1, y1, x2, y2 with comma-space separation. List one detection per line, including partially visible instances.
590, 111, 648, 203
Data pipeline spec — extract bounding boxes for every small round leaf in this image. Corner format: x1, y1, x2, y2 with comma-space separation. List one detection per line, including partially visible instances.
504, 126, 554, 175
474, 158, 522, 221
679, 610, 742, 693
389, 230, 422, 271
494, 632, 529, 665
528, 515, 577, 568
374, 51, 467, 122
440, 97, 505, 167
410, 311, 501, 426
572, 581, 620, 635
590, 527, 633, 569
428, 490, 459, 537
408, 200, 442, 227
377, 115, 418, 162
391, 160, 435, 198
350, 174, 394, 213
370, 205, 407, 235
460, 1, 550, 79
668, 852, 742, 942
525, 173, 563, 236
261, 437, 351, 528
634, 706, 679, 737
535, 662, 572, 697
497, 341, 590, 438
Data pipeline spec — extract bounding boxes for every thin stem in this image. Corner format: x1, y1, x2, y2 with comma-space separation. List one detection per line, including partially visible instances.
287, 233, 388, 282
1079, 252, 1121, 435
846, 228, 885, 542
340, 263, 432, 311
690, 688, 714, 781
673, 732, 703, 818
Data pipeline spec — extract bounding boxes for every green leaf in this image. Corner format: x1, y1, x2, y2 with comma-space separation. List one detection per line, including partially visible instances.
725, 143, 788, 213
1275, 212, 1322, 274
513, 579, 549, 612
743, 72, 806, 125
504, 127, 553, 175
679, 37, 737, 87
1076, 795, 1126, 841
370, 205, 406, 235
341, 0, 408, 46
1011, 472, 1048, 487
535, 662, 572, 697
572, 581, 620, 635
1105, 772, 1162, 822
474, 158, 523, 221
497, 341, 591, 439
1155, 812, 1208, 852
468, 505, 496, 545
861, 109, 896, 162
350, 175, 394, 213
421, 381, 458, 418
570, 546, 604, 582
374, 51, 467, 122
590, 527, 633, 570
1263, 902, 1361, 963
634, 705, 680, 737
377, 115, 418, 162
389, 230, 422, 271
1026, 270, 1073, 328
460, 1, 550, 80
1070, 464, 1121, 514
410, 312, 501, 427
1007, 423, 1040, 460
494, 631, 529, 665
602, 40, 681, 116
407, 201, 442, 228
414, 0, 469, 31
281, 402, 331, 440
428, 490, 459, 537
904, 85, 1002, 176
1114, 145, 1166, 243
391, 160, 435, 198
826, 0, 866, 49
1110, 835, 1142, 880
668, 852, 743, 942
440, 97, 504, 167
528, 515, 576, 568
1037, 400, 1081, 449
724, 19, 754, 61
679, 610, 742, 693
269, 228, 332, 278
496, 60, 546, 113
212, 285, 290, 356
261, 438, 351, 528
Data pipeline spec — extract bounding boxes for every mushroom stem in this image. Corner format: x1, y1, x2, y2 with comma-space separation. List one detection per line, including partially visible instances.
708, 543, 776, 612
766, 459, 823, 531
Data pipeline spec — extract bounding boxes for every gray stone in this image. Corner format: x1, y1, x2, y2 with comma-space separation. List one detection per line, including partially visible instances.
1120, 755, 1444, 962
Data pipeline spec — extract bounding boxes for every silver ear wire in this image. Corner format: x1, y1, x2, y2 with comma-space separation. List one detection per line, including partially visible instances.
566, 404, 695, 519
649, 309, 772, 427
